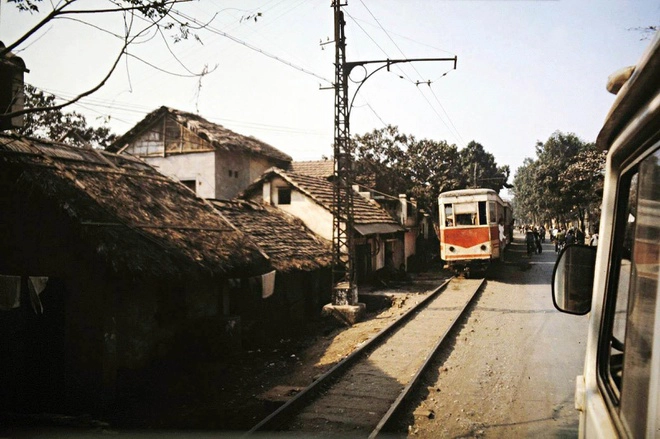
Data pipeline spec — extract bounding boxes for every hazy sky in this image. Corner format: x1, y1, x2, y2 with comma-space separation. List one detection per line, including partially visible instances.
1, 0, 658, 185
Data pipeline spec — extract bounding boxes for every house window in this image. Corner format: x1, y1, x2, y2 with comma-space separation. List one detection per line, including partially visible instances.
278, 187, 291, 205
180, 179, 196, 192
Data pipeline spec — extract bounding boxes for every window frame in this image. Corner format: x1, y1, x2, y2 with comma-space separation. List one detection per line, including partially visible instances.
277, 187, 292, 205
597, 142, 660, 437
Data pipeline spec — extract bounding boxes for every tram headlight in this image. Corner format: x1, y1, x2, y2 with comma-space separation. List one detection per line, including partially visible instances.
480, 244, 487, 251
449, 246, 455, 252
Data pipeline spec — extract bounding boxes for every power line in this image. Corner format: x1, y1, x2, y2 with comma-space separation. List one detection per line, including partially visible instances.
28, 84, 329, 137
352, 1, 465, 147
170, 9, 333, 85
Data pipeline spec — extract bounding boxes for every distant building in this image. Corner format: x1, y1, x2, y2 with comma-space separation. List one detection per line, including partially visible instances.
291, 160, 432, 272
241, 168, 406, 284
353, 186, 430, 273
290, 159, 334, 180
107, 106, 292, 199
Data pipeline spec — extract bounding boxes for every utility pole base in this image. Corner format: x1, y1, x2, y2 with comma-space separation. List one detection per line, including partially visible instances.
323, 282, 365, 325
322, 302, 365, 326
332, 281, 358, 305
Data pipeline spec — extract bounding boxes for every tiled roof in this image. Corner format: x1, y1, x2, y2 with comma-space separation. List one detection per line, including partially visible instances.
107, 106, 292, 163
290, 160, 334, 179
210, 199, 332, 273
0, 133, 271, 278
243, 168, 402, 227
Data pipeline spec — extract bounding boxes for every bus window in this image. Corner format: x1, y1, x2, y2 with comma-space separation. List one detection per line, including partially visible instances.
444, 204, 454, 227
600, 147, 660, 437
478, 201, 487, 225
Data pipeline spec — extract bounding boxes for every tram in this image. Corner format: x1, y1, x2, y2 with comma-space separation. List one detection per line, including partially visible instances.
438, 188, 511, 276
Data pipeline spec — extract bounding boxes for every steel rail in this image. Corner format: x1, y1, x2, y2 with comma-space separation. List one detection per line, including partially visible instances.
368, 278, 485, 438
246, 276, 454, 435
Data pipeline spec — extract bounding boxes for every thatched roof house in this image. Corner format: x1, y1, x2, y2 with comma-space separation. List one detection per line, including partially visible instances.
0, 133, 272, 415
0, 133, 270, 278
106, 106, 292, 199
209, 199, 333, 333
210, 199, 332, 273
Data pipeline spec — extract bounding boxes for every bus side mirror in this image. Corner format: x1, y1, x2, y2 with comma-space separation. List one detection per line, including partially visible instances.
552, 245, 597, 315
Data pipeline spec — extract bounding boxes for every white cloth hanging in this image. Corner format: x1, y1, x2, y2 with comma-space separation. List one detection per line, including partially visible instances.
28, 276, 49, 314
0, 275, 21, 310
261, 270, 276, 299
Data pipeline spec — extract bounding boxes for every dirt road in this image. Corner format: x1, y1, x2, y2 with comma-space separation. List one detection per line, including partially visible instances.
396, 234, 589, 438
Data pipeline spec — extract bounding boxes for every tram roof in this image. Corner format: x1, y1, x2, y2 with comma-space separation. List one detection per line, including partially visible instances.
438, 188, 499, 200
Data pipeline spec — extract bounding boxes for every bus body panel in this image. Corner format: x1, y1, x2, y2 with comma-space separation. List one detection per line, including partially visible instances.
556, 31, 660, 438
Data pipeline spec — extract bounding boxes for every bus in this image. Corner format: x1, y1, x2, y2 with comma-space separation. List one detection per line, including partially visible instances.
438, 188, 510, 277
552, 31, 660, 437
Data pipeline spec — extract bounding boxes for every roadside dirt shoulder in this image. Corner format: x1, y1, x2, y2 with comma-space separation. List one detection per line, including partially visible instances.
109, 266, 453, 432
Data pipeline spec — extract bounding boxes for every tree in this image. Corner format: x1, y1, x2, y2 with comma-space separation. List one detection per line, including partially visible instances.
351, 125, 509, 213
511, 131, 605, 229
17, 84, 116, 148
560, 144, 606, 230
533, 131, 585, 221
511, 158, 541, 224
1, 0, 222, 126
351, 125, 412, 198
405, 137, 464, 209
458, 141, 511, 192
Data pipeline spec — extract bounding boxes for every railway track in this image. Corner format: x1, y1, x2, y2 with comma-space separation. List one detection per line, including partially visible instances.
247, 277, 485, 438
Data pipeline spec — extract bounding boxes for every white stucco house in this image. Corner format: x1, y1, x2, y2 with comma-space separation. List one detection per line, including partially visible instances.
290, 160, 434, 273
106, 107, 292, 199
241, 168, 408, 284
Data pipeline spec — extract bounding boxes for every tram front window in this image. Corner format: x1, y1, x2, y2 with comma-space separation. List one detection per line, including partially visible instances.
444, 204, 454, 226
454, 203, 478, 226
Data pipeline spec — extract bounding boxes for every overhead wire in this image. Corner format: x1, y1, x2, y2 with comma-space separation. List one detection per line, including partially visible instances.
29, 83, 329, 139
164, 6, 332, 84
19, 4, 334, 141
352, 0, 466, 147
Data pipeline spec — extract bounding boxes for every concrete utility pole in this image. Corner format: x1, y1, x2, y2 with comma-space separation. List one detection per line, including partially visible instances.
326, 1, 457, 324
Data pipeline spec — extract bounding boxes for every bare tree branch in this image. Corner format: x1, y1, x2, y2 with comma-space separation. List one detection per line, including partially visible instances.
0, 0, 209, 123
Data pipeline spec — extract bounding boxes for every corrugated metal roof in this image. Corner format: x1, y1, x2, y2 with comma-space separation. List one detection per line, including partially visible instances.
354, 223, 403, 236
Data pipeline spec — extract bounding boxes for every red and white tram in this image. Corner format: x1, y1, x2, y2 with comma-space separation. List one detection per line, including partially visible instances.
438, 188, 511, 276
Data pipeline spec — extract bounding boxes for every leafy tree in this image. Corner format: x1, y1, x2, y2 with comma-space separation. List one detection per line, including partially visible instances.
1, 0, 224, 126
533, 131, 585, 221
405, 137, 464, 208
17, 84, 116, 148
512, 131, 605, 229
459, 141, 511, 191
511, 158, 541, 224
351, 125, 509, 213
560, 144, 606, 230
351, 125, 411, 197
